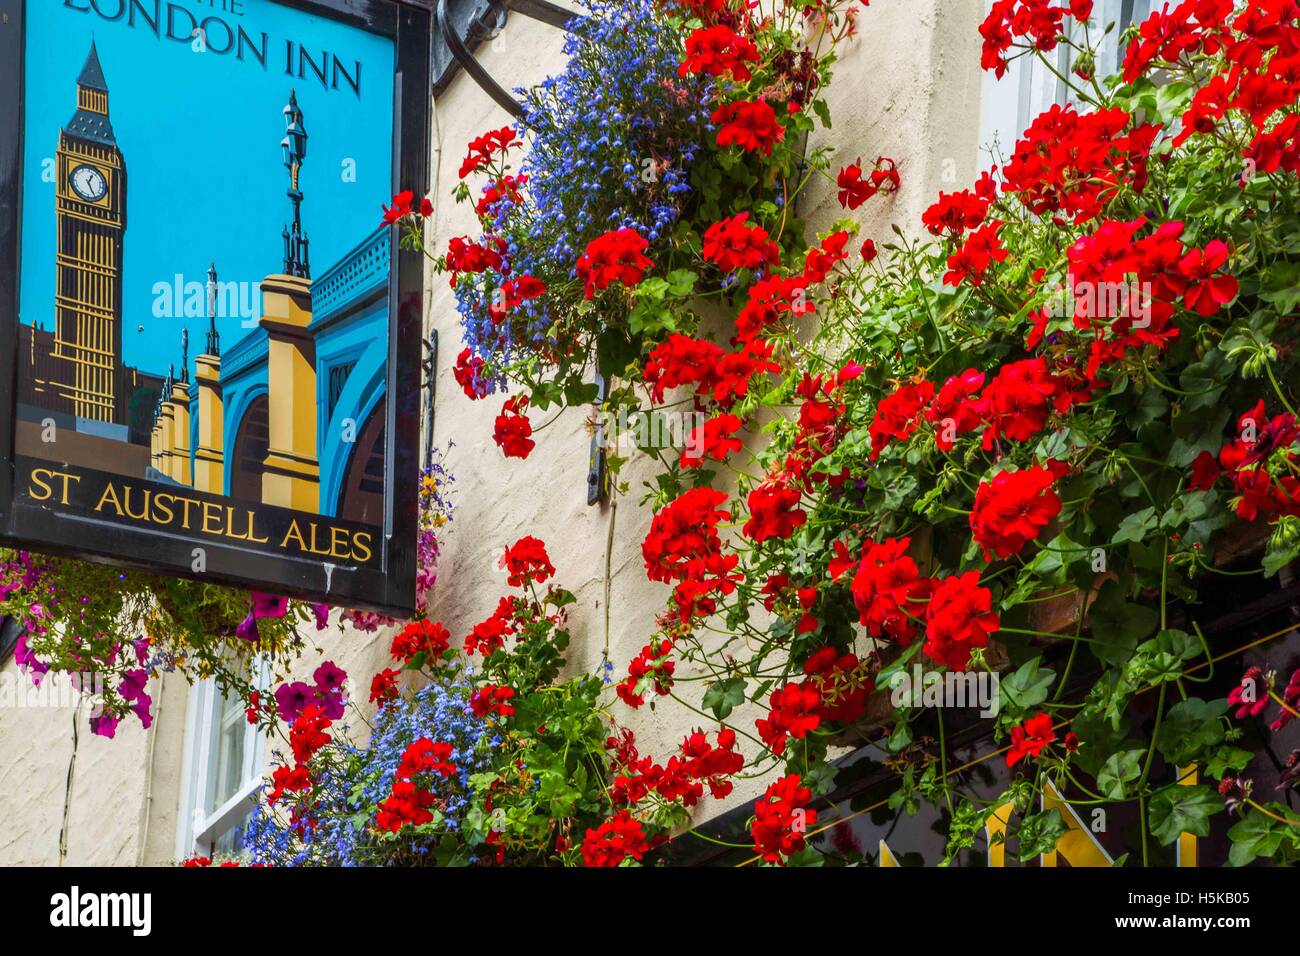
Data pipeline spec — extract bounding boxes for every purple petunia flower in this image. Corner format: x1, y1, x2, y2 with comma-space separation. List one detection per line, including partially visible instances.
314, 661, 347, 695
275, 681, 316, 723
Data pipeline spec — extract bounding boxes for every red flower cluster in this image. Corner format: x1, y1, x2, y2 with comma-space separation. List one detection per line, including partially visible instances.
755, 681, 822, 755
581, 809, 652, 867
980, 0, 1096, 78
617, 639, 676, 707
399, 738, 458, 779
375, 738, 459, 833
735, 274, 813, 342
924, 572, 1000, 671
970, 463, 1064, 560
943, 221, 1008, 287
575, 228, 653, 299
607, 727, 742, 807
851, 537, 932, 644
502, 535, 556, 587
713, 99, 786, 155
756, 649, 874, 754
742, 480, 807, 543
802, 647, 874, 726
751, 774, 817, 864
465, 597, 519, 657
369, 668, 401, 706
488, 275, 547, 324
493, 394, 534, 459
1192, 400, 1300, 521
459, 126, 518, 179
926, 369, 986, 451
1121, 0, 1233, 83
978, 357, 1078, 449
869, 381, 935, 458
702, 213, 780, 272
780, 367, 858, 483
641, 487, 740, 621
1001, 106, 1158, 224
445, 235, 505, 285
390, 619, 452, 664
680, 413, 745, 468
475, 173, 527, 217
803, 230, 852, 284
679, 24, 760, 81
453, 348, 489, 400
922, 173, 996, 237
1007, 712, 1057, 767
268, 704, 335, 807
381, 190, 432, 226
835, 156, 900, 209
643, 334, 781, 407
470, 684, 517, 719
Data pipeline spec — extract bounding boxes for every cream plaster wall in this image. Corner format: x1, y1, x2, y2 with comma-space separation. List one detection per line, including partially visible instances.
0, 0, 991, 865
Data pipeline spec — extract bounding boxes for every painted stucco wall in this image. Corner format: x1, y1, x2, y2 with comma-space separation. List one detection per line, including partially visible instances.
0, 0, 991, 865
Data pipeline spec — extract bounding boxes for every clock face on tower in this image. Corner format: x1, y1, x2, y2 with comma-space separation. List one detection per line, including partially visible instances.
69, 164, 108, 202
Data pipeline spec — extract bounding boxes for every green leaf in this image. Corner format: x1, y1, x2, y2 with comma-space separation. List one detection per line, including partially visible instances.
1158, 697, 1227, 765
999, 656, 1055, 716
1087, 580, 1159, 666
811, 98, 832, 129
1111, 506, 1157, 545
1017, 809, 1069, 861
664, 268, 698, 297
1097, 749, 1145, 799
1149, 785, 1223, 846
1227, 808, 1294, 865
702, 677, 747, 720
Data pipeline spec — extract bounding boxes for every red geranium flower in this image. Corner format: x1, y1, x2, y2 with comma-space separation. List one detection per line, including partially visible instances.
702, 213, 780, 272
850, 537, 932, 644
924, 572, 1000, 670
681, 413, 745, 468
869, 380, 935, 458
575, 228, 654, 299
381, 190, 414, 225
679, 24, 760, 82
470, 684, 516, 719
751, 774, 817, 864
1007, 712, 1057, 767
453, 348, 490, 400
369, 668, 401, 706
502, 535, 556, 587
713, 99, 786, 156
582, 810, 652, 867
970, 463, 1063, 560
459, 126, 518, 179
755, 681, 822, 755
391, 619, 452, 663
493, 394, 534, 459
742, 481, 807, 543
1178, 240, 1238, 316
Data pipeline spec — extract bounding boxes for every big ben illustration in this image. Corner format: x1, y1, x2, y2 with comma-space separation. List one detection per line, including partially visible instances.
53, 41, 126, 424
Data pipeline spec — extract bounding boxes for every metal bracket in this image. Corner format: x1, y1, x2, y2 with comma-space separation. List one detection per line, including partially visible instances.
433, 0, 576, 118
587, 372, 608, 506
422, 328, 439, 469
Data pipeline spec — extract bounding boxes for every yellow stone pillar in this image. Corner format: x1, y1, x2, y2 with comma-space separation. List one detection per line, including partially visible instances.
258, 274, 319, 511
158, 402, 176, 479
151, 420, 161, 471
169, 380, 193, 487
193, 353, 224, 494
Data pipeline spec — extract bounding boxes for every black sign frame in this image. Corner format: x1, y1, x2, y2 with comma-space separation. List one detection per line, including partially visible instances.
0, 0, 431, 616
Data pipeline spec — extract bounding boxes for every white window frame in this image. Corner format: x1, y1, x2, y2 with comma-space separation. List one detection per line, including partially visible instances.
175, 665, 267, 860
978, 0, 1152, 166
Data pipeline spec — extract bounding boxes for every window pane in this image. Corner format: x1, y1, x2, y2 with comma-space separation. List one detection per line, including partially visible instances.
208, 686, 247, 811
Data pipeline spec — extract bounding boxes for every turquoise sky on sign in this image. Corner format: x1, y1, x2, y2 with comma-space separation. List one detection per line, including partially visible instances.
19, 0, 395, 377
